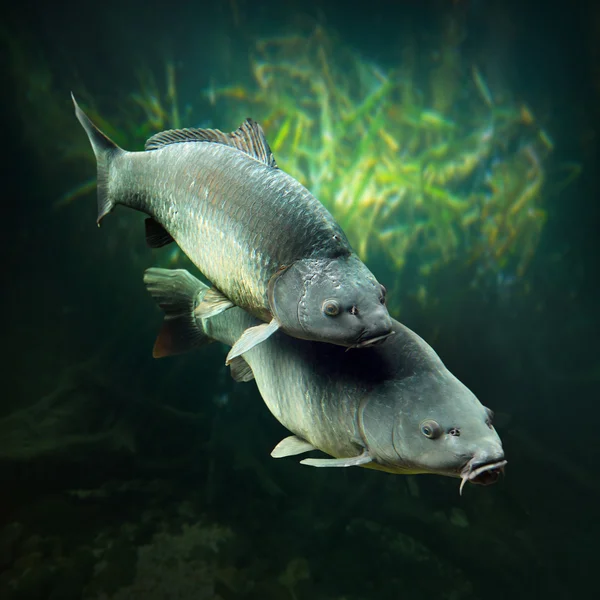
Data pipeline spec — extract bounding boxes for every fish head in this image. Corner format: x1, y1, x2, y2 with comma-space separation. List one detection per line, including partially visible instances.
360, 371, 505, 492
268, 256, 393, 347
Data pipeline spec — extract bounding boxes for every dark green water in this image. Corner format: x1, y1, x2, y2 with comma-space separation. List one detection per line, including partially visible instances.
1, 1, 598, 598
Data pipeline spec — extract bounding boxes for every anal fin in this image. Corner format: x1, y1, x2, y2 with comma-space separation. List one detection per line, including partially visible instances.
300, 449, 372, 468
271, 435, 316, 458
225, 318, 280, 365
145, 218, 174, 248
194, 287, 235, 319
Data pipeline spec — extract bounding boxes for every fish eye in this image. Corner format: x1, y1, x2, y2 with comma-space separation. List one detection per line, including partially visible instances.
420, 420, 442, 439
322, 300, 341, 317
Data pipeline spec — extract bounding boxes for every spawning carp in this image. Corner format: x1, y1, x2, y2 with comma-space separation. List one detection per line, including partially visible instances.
144, 268, 506, 493
72, 95, 393, 363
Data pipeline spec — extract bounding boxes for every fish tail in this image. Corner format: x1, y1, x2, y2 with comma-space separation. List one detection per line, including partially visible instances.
143, 268, 213, 358
71, 93, 124, 225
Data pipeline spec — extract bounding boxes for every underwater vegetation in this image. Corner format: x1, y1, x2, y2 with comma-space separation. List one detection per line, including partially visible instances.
207, 25, 572, 315
103, 29, 580, 313
5, 20, 578, 315
1, 5, 597, 599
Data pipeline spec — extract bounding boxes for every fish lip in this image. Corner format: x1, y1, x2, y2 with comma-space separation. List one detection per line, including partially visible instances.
459, 459, 507, 494
353, 330, 395, 349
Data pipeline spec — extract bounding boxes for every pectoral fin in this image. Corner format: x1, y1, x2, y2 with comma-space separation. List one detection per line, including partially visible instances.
194, 287, 235, 319
225, 319, 280, 365
229, 356, 255, 382
271, 435, 316, 458
300, 449, 373, 468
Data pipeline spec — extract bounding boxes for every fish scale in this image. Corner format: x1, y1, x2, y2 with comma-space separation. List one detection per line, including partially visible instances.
115, 142, 348, 318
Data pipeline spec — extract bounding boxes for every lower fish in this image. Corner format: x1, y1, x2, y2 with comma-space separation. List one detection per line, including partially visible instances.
144, 268, 506, 492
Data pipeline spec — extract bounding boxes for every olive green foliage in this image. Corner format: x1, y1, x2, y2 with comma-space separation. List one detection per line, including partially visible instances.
4, 22, 578, 313
209, 24, 568, 314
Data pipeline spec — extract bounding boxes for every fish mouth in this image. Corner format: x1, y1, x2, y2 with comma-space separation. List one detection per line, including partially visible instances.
459, 458, 507, 495
350, 330, 395, 349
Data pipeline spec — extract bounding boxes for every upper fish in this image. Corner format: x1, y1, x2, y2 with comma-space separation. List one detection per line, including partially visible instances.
144, 267, 506, 493
72, 94, 394, 362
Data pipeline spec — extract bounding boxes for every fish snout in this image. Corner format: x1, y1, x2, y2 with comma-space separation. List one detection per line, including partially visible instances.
459, 446, 506, 493
472, 443, 505, 466
356, 310, 394, 348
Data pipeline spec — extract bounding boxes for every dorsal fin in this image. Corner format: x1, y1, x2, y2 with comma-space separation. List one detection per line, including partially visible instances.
144, 118, 278, 168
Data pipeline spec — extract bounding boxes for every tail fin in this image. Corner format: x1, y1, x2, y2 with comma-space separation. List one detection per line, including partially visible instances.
143, 268, 213, 358
71, 93, 123, 225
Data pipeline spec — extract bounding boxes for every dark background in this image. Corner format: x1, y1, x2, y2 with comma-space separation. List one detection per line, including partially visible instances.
0, 0, 598, 598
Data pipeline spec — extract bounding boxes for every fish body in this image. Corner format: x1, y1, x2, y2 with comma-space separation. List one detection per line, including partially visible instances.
73, 96, 393, 361
144, 268, 506, 491
112, 139, 345, 320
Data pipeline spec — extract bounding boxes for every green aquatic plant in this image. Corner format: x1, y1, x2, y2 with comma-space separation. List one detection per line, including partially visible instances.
12, 17, 576, 313
208, 24, 573, 314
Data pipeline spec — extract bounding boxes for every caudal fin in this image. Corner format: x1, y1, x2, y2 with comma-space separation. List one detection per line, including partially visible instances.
71, 93, 123, 225
143, 268, 213, 358
144, 268, 256, 382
